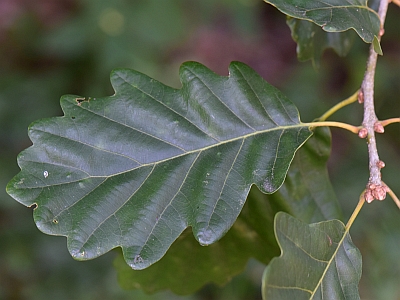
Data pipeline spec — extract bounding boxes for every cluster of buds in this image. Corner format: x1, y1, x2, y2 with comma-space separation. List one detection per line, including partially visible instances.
365, 183, 389, 203
364, 160, 388, 203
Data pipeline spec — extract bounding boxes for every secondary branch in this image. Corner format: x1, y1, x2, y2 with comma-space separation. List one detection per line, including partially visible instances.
360, 0, 390, 202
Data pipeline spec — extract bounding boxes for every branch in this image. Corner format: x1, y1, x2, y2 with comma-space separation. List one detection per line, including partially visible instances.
360, 0, 390, 203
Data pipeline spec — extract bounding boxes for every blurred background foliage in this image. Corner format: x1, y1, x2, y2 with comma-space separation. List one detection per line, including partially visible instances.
0, 0, 399, 299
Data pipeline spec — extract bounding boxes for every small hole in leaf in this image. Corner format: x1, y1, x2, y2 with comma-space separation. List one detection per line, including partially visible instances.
53, 219, 59, 224
75, 97, 90, 106
29, 203, 38, 210
71, 116, 76, 119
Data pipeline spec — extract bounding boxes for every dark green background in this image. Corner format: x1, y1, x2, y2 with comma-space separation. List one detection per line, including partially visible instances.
1, 0, 399, 299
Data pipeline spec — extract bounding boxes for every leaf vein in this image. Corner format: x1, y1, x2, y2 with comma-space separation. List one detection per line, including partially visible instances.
138, 152, 201, 256
280, 228, 329, 263
184, 66, 257, 132
76, 104, 188, 152
204, 138, 245, 234
78, 165, 156, 251
32, 128, 143, 165
114, 72, 219, 143
264, 284, 312, 293
232, 64, 280, 126
51, 177, 108, 221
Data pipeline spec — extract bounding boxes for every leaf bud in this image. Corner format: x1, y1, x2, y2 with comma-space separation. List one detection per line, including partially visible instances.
376, 160, 385, 169
374, 122, 384, 133
372, 185, 386, 201
358, 90, 364, 103
364, 190, 374, 203
358, 127, 368, 138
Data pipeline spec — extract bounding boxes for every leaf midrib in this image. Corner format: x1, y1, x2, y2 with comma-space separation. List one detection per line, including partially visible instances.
310, 222, 350, 298
31, 122, 310, 181
264, 221, 350, 297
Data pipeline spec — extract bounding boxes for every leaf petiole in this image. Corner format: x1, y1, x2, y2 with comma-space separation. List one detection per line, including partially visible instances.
380, 117, 400, 127
382, 181, 400, 209
307, 121, 360, 134
317, 90, 360, 122
346, 192, 366, 231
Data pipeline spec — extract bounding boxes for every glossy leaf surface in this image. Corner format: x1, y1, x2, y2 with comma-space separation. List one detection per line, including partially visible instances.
7, 61, 311, 269
262, 212, 362, 300
114, 128, 342, 294
264, 0, 380, 44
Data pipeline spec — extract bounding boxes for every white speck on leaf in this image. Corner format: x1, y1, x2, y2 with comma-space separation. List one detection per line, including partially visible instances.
134, 255, 144, 264
43, 171, 49, 178
263, 180, 275, 193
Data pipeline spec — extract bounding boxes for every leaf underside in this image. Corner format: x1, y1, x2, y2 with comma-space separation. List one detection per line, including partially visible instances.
287, 18, 355, 68
262, 212, 362, 300
7, 61, 311, 270
264, 0, 380, 44
114, 127, 343, 295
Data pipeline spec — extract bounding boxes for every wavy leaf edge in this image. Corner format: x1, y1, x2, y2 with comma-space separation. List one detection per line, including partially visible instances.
7, 61, 312, 270
264, 0, 380, 44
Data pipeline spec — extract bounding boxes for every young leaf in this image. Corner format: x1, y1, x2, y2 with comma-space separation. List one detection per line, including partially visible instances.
115, 128, 343, 295
264, 0, 380, 44
287, 18, 355, 68
6, 61, 312, 270
262, 212, 362, 300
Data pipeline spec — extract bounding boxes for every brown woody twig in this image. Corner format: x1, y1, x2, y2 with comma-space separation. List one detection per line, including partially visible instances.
360, 0, 390, 203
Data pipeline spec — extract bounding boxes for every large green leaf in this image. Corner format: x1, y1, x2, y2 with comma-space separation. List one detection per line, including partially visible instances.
6, 61, 312, 270
263, 0, 380, 44
114, 128, 342, 295
287, 18, 355, 68
262, 212, 362, 300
